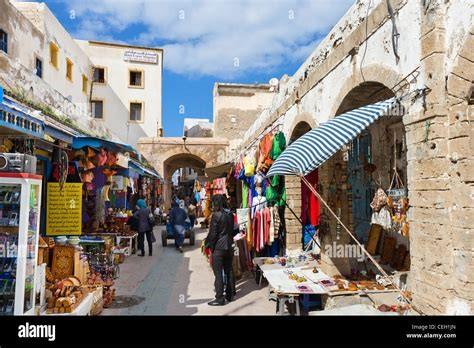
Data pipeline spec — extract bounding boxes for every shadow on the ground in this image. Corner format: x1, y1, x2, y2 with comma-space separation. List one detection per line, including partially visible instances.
109, 225, 273, 315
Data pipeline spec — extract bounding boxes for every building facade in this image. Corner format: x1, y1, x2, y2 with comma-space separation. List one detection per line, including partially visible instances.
77, 40, 163, 146
213, 83, 275, 157
0, 0, 163, 146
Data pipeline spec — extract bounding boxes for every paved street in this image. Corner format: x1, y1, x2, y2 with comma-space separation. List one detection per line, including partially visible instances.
103, 226, 276, 315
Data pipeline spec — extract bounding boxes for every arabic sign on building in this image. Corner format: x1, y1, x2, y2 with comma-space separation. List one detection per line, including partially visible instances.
46, 183, 82, 236
123, 49, 159, 64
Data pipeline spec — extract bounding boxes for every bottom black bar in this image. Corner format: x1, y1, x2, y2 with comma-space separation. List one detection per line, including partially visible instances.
0, 315, 472, 347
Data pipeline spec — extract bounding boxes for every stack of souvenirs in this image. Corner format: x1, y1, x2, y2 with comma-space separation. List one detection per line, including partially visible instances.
367, 170, 410, 272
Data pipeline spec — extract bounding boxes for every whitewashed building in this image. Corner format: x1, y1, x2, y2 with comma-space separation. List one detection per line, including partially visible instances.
0, 0, 163, 146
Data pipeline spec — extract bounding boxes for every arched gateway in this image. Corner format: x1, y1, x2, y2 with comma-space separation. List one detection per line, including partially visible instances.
136, 136, 229, 208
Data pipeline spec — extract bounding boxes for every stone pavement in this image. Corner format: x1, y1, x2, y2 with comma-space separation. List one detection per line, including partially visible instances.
102, 226, 276, 315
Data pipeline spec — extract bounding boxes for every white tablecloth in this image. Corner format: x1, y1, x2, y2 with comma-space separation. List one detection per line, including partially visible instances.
259, 262, 329, 295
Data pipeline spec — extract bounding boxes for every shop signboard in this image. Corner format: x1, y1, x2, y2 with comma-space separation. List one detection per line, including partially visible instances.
0, 85, 3, 102
46, 183, 82, 236
123, 49, 159, 64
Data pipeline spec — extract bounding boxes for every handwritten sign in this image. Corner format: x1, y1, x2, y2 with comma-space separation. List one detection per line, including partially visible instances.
123, 50, 159, 64
46, 183, 82, 236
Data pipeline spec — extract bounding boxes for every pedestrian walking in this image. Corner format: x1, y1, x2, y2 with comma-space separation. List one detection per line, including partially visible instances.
134, 199, 154, 257
188, 199, 197, 228
154, 205, 162, 224
169, 201, 188, 253
205, 194, 235, 306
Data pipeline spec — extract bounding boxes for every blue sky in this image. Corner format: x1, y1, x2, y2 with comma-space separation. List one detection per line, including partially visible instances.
41, 0, 354, 136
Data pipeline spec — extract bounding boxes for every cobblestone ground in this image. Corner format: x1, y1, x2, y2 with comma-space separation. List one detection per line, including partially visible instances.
102, 226, 276, 315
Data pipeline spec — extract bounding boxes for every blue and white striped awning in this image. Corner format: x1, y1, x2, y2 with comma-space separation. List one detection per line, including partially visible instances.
267, 98, 397, 177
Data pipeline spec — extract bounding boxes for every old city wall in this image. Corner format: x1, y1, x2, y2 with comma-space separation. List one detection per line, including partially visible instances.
239, 0, 473, 314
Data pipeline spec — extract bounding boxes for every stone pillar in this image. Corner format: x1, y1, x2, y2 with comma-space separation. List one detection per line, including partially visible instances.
284, 175, 302, 251
318, 156, 352, 277
163, 179, 172, 210
406, 0, 466, 314
445, 30, 474, 314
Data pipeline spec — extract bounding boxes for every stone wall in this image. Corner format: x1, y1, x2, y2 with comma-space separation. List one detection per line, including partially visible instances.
213, 83, 275, 157
406, 0, 473, 315
236, 0, 473, 314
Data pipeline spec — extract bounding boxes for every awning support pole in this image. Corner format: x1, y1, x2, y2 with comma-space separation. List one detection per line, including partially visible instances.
298, 174, 413, 306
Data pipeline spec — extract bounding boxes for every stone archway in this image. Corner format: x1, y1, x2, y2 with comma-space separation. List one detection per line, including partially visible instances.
319, 81, 405, 277
289, 121, 312, 143
162, 153, 207, 208
136, 136, 229, 208
329, 64, 403, 118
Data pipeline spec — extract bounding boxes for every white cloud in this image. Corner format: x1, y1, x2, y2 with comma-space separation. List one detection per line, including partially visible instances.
66, 0, 354, 78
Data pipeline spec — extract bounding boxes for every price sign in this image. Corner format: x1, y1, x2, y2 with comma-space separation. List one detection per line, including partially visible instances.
46, 183, 82, 236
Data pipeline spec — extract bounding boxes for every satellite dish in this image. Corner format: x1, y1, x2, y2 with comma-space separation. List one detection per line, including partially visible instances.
269, 78, 279, 86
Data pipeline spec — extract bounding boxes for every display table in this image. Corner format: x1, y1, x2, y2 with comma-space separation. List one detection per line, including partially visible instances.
116, 233, 138, 256
257, 260, 328, 316
41, 293, 94, 316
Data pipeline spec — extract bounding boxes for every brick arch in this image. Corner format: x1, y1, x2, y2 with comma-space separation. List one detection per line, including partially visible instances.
163, 153, 206, 181
137, 136, 229, 208
328, 64, 403, 117
447, 28, 474, 102
286, 112, 317, 143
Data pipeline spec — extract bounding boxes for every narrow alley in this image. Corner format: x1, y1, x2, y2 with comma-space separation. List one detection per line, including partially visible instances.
103, 226, 275, 315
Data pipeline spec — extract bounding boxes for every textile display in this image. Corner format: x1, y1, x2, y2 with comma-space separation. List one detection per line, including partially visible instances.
301, 170, 320, 226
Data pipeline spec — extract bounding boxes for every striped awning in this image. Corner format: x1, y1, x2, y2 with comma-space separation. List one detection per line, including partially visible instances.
267, 98, 397, 177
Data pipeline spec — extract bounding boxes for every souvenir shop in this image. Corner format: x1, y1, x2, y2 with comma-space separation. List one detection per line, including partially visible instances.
287, 101, 411, 277
37, 137, 162, 315
261, 98, 413, 313
0, 85, 161, 315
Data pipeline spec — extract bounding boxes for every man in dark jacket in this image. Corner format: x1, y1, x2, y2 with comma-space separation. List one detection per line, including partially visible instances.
133, 199, 153, 257
205, 194, 235, 306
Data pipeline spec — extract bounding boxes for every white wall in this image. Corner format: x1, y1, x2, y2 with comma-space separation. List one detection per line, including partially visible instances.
76, 40, 163, 146
12, 1, 91, 112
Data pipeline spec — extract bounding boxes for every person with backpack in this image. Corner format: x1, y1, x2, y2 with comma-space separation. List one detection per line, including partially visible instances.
134, 199, 154, 256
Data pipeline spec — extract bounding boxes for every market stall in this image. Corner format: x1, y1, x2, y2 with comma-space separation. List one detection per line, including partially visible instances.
254, 253, 407, 315
267, 98, 413, 309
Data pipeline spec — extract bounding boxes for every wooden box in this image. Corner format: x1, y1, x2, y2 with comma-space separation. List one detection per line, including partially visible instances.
51, 245, 76, 280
